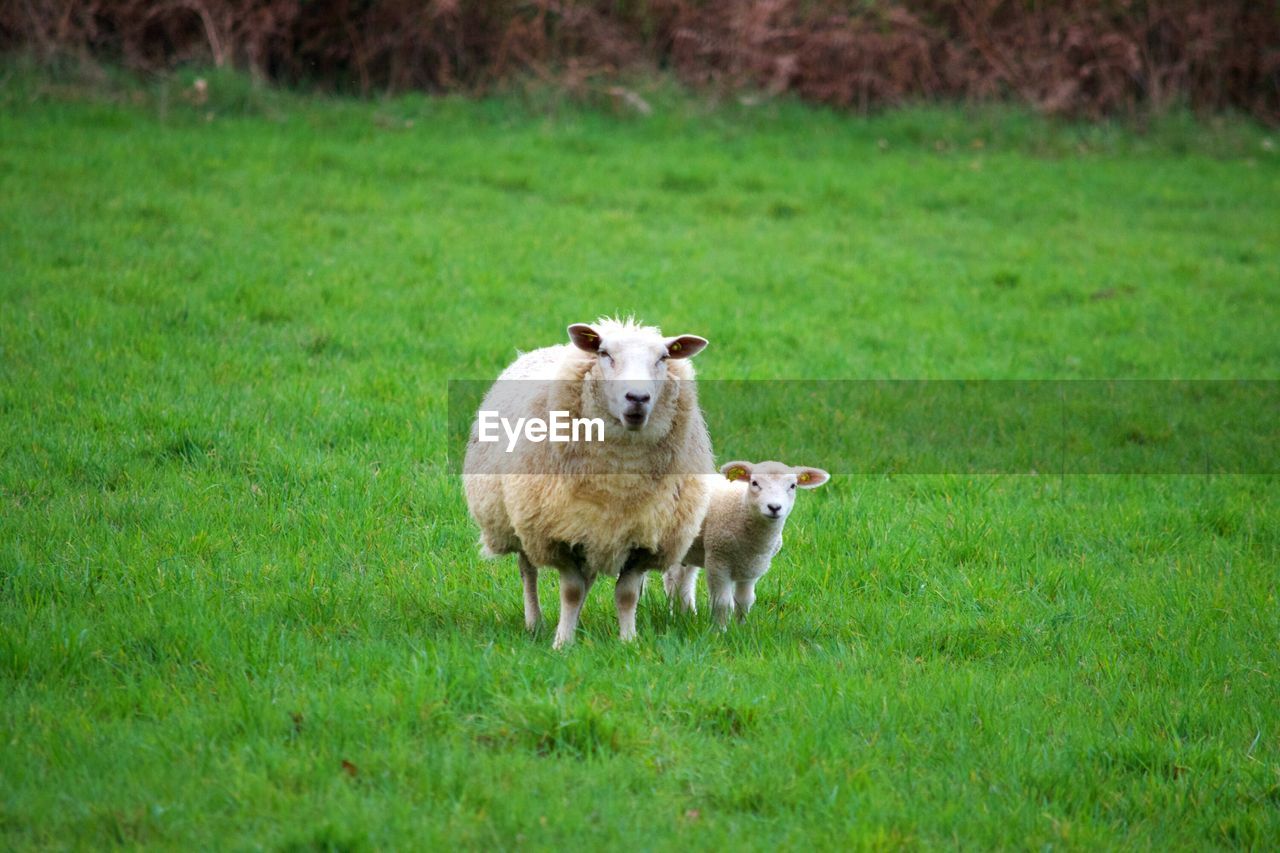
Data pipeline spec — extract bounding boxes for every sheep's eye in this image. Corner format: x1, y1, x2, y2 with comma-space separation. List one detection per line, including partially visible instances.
750, 480, 759, 488
599, 350, 612, 362
790, 483, 797, 490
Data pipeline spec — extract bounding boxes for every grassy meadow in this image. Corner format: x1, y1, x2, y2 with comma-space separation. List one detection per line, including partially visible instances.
1, 68, 1279, 848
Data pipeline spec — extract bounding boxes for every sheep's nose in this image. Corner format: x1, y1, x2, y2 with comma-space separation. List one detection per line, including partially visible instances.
767, 503, 782, 514
625, 391, 651, 404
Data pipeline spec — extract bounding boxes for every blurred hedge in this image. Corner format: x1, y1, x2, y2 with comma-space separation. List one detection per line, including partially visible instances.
5, 1, 1278, 121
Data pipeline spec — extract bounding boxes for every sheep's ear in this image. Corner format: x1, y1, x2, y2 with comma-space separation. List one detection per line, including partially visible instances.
568, 324, 602, 353
794, 467, 830, 489
720, 461, 753, 482
665, 335, 707, 359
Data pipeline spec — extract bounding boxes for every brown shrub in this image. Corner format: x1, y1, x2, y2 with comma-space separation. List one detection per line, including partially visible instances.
3, 1, 1277, 121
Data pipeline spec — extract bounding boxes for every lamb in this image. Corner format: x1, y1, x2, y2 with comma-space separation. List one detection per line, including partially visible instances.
663, 460, 830, 627
462, 317, 715, 648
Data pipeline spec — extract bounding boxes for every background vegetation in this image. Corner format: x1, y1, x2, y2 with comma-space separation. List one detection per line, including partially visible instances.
1, 67, 1278, 847
5, 0, 1279, 121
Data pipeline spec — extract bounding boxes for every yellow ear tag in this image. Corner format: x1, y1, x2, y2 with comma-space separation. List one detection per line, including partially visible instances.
799, 472, 811, 483
671, 342, 681, 352
729, 467, 744, 480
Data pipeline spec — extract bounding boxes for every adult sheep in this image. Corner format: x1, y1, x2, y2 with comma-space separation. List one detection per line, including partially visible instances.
463, 317, 714, 648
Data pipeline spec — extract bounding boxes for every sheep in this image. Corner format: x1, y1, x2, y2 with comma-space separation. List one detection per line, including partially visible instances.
462, 317, 715, 648
663, 460, 830, 627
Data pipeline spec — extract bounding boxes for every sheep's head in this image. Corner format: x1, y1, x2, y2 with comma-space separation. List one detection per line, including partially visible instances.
721, 460, 829, 522
568, 320, 707, 432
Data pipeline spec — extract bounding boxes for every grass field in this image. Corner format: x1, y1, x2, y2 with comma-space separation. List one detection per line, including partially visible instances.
2, 68, 1279, 849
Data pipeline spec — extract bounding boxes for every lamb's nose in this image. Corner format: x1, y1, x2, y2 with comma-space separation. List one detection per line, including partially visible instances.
767, 503, 782, 514
625, 392, 651, 404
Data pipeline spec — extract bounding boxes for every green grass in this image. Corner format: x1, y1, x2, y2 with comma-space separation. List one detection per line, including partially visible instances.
2, 67, 1279, 849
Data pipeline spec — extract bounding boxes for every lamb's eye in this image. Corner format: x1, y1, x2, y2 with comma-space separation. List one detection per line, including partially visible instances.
599, 350, 612, 363
750, 480, 759, 488
790, 483, 797, 489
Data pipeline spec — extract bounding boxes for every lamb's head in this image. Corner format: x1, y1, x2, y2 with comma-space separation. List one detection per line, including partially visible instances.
721, 460, 830, 522
568, 319, 707, 432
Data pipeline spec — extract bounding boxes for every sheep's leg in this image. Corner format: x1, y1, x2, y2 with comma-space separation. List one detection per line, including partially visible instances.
661, 564, 696, 614
675, 565, 700, 614
707, 568, 734, 630
733, 579, 757, 623
518, 552, 541, 632
553, 568, 593, 650
615, 568, 646, 642
661, 566, 680, 610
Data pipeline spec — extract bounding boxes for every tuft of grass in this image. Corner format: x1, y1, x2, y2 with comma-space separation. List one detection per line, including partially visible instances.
1, 66, 1278, 849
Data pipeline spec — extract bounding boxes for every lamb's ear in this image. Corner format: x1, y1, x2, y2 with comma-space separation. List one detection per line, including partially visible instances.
794, 467, 830, 489
666, 335, 708, 359
720, 461, 753, 482
568, 324, 602, 353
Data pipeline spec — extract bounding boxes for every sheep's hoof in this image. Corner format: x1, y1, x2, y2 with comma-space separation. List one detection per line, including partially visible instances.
619, 628, 637, 643
552, 631, 574, 650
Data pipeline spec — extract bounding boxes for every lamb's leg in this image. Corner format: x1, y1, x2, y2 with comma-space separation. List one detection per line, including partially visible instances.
733, 579, 757, 623
518, 552, 541, 632
553, 568, 593, 649
707, 567, 734, 629
615, 568, 645, 642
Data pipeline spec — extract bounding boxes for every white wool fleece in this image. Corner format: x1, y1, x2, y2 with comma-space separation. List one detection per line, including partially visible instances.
463, 317, 716, 648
